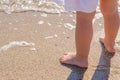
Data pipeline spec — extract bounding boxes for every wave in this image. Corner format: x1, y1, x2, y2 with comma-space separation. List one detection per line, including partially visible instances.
0, 0, 120, 14
0, 0, 64, 14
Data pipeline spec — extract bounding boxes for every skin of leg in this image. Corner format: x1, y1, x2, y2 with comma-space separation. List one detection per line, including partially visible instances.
59, 11, 95, 67
75, 11, 95, 60
100, 0, 120, 52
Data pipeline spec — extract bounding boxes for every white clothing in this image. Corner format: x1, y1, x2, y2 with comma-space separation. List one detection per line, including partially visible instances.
54, 0, 99, 13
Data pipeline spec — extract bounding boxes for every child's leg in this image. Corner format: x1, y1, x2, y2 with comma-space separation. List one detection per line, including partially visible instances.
59, 11, 95, 67
100, 0, 119, 53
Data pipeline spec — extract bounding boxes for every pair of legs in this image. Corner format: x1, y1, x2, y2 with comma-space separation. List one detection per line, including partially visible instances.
60, 0, 119, 67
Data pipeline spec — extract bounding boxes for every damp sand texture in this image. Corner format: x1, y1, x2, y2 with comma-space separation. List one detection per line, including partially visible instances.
0, 0, 120, 80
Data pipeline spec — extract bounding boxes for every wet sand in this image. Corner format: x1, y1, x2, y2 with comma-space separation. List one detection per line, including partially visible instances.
0, 11, 120, 80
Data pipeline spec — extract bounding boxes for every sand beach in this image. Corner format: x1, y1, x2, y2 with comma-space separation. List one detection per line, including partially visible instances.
0, 0, 120, 80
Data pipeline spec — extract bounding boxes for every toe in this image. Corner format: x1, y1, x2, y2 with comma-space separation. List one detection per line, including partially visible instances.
63, 52, 68, 55
107, 47, 115, 53
59, 56, 65, 62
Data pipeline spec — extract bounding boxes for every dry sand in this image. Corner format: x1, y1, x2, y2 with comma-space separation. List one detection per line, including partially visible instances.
0, 11, 120, 80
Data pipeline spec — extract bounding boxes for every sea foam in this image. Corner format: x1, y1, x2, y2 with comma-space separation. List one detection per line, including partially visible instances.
0, 41, 35, 52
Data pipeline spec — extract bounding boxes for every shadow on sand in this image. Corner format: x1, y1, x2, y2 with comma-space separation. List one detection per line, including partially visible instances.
62, 41, 115, 80
92, 41, 115, 80
62, 63, 87, 80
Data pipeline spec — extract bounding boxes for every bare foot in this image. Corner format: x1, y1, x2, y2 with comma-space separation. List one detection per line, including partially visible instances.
99, 37, 115, 53
59, 52, 88, 68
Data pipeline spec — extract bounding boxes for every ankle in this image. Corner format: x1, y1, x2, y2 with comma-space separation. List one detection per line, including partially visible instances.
104, 38, 115, 46
76, 54, 88, 61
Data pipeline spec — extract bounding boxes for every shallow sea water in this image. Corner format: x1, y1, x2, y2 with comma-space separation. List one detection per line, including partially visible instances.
0, 0, 120, 14
0, 0, 64, 14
